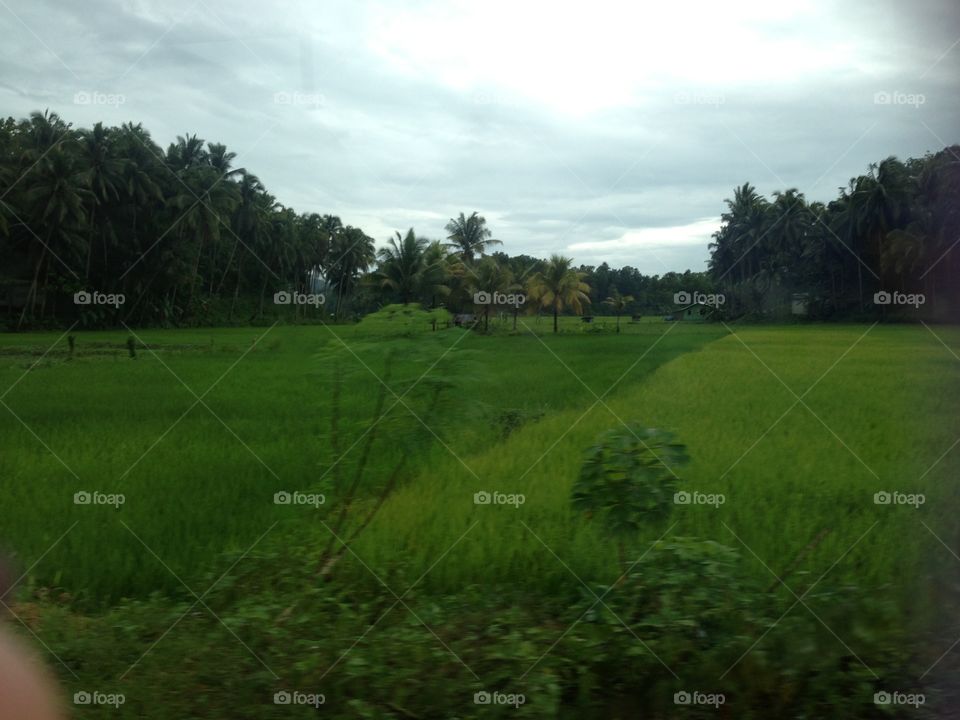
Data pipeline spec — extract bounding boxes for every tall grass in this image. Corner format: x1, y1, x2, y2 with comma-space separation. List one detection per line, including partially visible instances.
0, 322, 723, 602
345, 325, 960, 628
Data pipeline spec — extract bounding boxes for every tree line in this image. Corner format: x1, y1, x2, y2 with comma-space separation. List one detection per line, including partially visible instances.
0, 111, 711, 331
2, 110, 954, 330
0, 111, 376, 329
708, 147, 960, 319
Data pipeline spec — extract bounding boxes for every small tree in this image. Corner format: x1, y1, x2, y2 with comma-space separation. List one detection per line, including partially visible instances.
603, 290, 635, 333
527, 255, 591, 333
572, 424, 688, 569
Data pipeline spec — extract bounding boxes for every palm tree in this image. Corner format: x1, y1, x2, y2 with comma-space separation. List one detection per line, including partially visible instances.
373, 228, 430, 305
853, 157, 911, 291
219, 172, 268, 315
20, 110, 71, 164
168, 163, 239, 311
718, 183, 768, 285
883, 220, 928, 288
19, 147, 91, 325
78, 122, 124, 281
111, 122, 165, 314
327, 226, 375, 320
828, 180, 865, 308
206, 142, 244, 178
166, 133, 207, 172
419, 240, 452, 308
470, 256, 512, 331
527, 254, 591, 333
297, 212, 332, 295
444, 211, 500, 264
603, 289, 634, 333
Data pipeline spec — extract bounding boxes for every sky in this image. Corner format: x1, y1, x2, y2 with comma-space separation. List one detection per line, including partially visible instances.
1, 0, 958, 274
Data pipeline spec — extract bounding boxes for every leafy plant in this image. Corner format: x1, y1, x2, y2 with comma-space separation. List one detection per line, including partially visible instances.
572, 424, 689, 567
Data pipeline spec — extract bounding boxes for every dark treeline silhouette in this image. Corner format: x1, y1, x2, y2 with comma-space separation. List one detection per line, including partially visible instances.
0, 110, 376, 329
708, 147, 960, 320
0, 111, 717, 330
1, 110, 955, 329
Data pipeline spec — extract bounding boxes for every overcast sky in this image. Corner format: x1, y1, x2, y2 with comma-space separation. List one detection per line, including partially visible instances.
1, 0, 958, 274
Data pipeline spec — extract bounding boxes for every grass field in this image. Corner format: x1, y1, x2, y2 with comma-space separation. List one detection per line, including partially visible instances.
0, 318, 725, 601
1, 318, 958, 718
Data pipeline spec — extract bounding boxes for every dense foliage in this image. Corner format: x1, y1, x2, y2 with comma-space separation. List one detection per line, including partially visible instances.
0, 111, 373, 329
708, 148, 960, 320
1, 110, 955, 332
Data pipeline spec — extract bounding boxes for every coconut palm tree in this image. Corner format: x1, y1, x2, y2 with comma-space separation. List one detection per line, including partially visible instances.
373, 228, 429, 304
78, 122, 124, 281
527, 254, 591, 333
166, 133, 207, 172
603, 289, 635, 333
444, 211, 500, 264
206, 142, 244, 178
168, 163, 239, 311
19, 147, 91, 325
327, 226, 375, 319
470, 255, 512, 331
853, 157, 911, 292
419, 240, 452, 308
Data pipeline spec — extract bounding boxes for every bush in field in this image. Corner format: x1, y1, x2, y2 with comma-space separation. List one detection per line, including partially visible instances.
567, 537, 756, 713
354, 303, 451, 336
572, 424, 689, 566
565, 539, 910, 718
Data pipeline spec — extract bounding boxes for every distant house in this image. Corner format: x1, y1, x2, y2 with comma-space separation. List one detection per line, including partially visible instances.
665, 303, 711, 321
791, 293, 810, 316
453, 313, 476, 327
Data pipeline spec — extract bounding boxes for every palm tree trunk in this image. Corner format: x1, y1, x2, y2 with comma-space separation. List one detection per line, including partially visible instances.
857, 263, 863, 310
18, 246, 47, 329
258, 274, 268, 318
230, 255, 244, 322
217, 239, 239, 296
187, 237, 203, 310
553, 305, 558, 333
85, 208, 96, 283
39, 260, 51, 318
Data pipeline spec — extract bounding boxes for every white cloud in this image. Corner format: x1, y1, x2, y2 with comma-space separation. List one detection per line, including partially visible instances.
0, 0, 956, 274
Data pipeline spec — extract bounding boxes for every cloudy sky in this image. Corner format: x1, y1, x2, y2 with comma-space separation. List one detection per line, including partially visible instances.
1, 0, 957, 273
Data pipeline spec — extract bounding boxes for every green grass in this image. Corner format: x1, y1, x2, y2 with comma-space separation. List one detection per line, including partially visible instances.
3, 320, 959, 718
0, 320, 724, 602
344, 324, 959, 621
